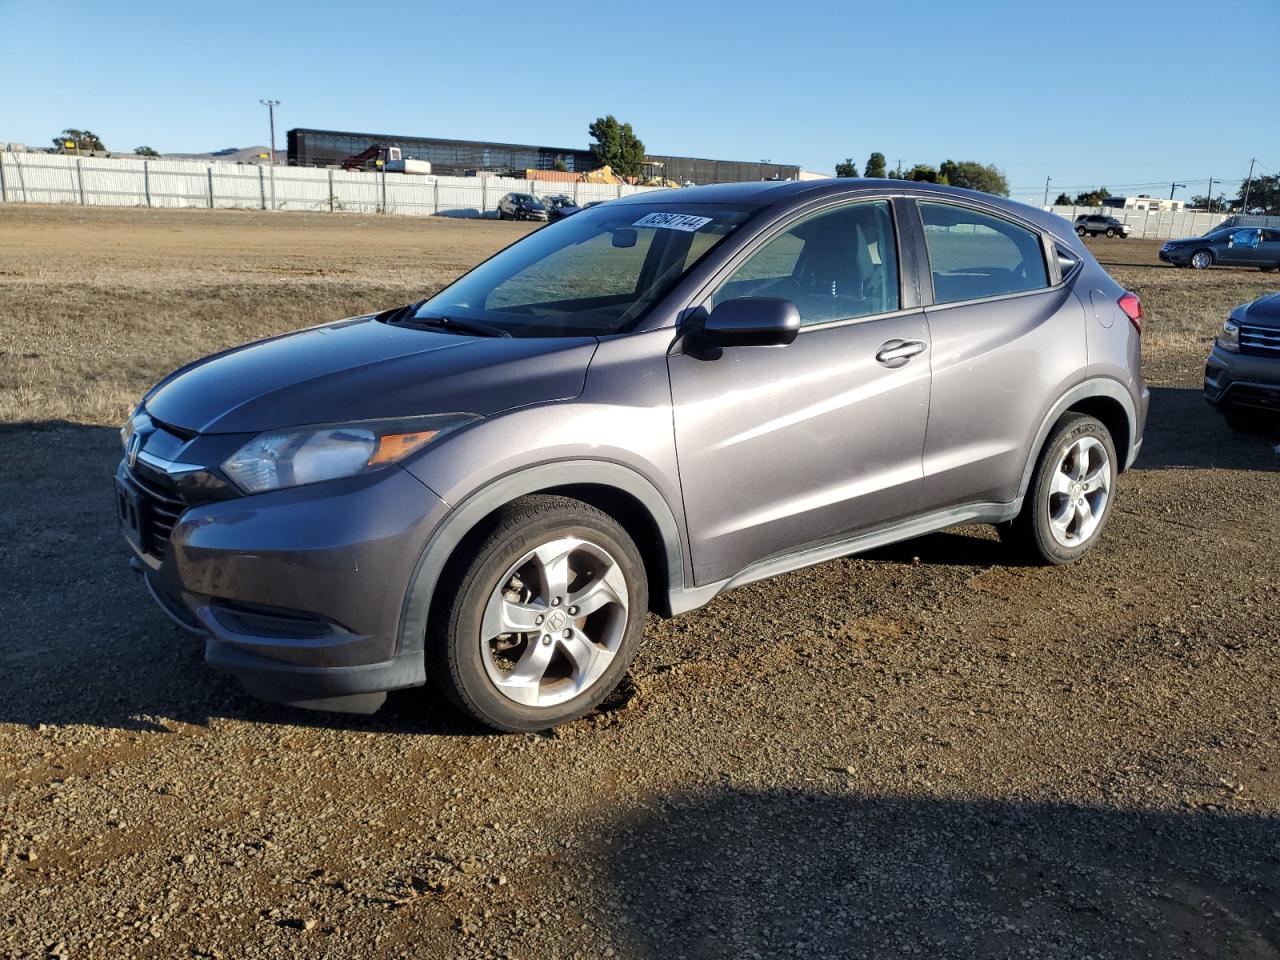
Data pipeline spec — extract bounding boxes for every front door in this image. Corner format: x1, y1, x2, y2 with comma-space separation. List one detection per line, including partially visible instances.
1223, 228, 1263, 266
668, 198, 931, 585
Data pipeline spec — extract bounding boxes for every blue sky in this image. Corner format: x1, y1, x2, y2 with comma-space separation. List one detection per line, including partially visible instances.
2, 0, 1275, 203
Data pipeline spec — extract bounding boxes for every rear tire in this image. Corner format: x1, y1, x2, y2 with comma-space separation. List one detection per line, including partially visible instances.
427, 495, 648, 732
1076, 226, 1086, 237
1105, 227, 1115, 238
999, 414, 1118, 565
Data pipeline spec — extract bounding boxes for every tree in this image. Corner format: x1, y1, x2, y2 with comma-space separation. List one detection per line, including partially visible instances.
1236, 174, 1280, 215
864, 152, 887, 178
587, 115, 645, 179
938, 160, 1009, 196
1054, 192, 1072, 206
53, 128, 105, 153
834, 158, 858, 178
551, 156, 568, 173
904, 163, 939, 183
1190, 193, 1227, 212
134, 146, 160, 157
1072, 187, 1109, 206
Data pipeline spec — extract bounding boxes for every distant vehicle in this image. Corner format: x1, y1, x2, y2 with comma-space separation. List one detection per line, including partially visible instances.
542, 195, 582, 222
1160, 227, 1280, 271
1074, 215, 1131, 239
497, 193, 548, 222
341, 145, 400, 172
1205, 292, 1280, 421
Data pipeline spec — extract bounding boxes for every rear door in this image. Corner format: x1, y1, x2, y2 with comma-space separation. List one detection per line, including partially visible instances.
668, 197, 931, 585
914, 199, 1086, 509
1262, 230, 1280, 268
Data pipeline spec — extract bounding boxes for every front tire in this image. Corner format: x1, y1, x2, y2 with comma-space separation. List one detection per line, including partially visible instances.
1000, 414, 1117, 565
1076, 226, 1086, 236
428, 495, 648, 732
1190, 249, 1213, 270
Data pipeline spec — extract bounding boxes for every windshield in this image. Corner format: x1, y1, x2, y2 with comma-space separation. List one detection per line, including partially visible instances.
415, 202, 759, 337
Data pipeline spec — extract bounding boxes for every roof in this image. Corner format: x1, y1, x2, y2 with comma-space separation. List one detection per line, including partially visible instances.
611, 178, 1075, 240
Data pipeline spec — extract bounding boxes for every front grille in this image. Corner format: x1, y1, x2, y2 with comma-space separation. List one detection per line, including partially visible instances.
1240, 324, 1280, 357
122, 468, 186, 559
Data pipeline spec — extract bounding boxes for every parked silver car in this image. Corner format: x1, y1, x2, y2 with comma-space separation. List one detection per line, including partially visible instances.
117, 180, 1148, 731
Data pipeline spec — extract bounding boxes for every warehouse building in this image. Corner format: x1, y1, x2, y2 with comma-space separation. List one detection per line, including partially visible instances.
286, 128, 800, 184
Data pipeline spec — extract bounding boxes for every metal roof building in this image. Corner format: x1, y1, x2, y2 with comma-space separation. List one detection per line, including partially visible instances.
286, 128, 800, 184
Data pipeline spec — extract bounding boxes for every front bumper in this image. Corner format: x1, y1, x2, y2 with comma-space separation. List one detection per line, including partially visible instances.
118, 460, 451, 711
1159, 247, 1190, 265
1204, 344, 1280, 411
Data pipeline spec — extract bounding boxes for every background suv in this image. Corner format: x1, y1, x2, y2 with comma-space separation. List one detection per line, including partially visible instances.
496, 193, 547, 221
1074, 214, 1131, 238
1205, 292, 1280, 420
117, 180, 1147, 732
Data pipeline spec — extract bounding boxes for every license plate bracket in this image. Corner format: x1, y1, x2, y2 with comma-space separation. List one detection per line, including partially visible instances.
116, 478, 147, 554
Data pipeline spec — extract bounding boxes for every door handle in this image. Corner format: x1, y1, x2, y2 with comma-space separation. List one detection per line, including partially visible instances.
876, 339, 927, 367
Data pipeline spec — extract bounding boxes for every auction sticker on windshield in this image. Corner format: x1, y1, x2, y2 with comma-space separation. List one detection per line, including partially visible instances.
632, 212, 714, 232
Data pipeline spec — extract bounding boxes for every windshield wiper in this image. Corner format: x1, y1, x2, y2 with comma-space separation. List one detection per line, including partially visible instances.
400, 313, 512, 338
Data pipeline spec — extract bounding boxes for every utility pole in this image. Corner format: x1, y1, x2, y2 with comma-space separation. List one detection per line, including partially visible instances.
1043, 175, 1051, 208
1242, 158, 1257, 214
259, 98, 280, 211
1207, 176, 1214, 212
1169, 181, 1185, 201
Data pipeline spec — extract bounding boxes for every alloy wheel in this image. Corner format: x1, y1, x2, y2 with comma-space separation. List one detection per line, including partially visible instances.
1047, 436, 1111, 548
480, 537, 629, 708
1191, 250, 1211, 269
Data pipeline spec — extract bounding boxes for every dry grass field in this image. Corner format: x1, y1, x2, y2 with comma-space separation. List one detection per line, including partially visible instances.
2, 204, 1279, 959
0, 203, 1274, 426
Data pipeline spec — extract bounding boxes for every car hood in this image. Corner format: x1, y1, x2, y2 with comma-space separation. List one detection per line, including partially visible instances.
1239, 293, 1280, 329
144, 316, 598, 434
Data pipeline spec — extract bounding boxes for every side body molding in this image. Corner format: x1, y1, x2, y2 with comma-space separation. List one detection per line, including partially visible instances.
395, 460, 689, 659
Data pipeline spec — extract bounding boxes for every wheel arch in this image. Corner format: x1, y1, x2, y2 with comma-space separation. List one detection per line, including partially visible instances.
1017, 379, 1138, 501
396, 461, 689, 662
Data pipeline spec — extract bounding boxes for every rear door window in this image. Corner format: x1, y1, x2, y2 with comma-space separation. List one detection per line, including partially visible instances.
919, 202, 1050, 304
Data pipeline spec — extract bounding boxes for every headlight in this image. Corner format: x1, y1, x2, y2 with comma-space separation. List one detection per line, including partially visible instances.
221, 413, 478, 494
1218, 319, 1240, 353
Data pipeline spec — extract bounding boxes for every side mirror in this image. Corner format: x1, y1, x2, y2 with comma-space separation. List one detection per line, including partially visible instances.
611, 228, 638, 248
702, 298, 801, 347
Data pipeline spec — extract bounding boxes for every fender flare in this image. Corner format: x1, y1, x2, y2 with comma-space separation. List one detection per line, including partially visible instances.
1017, 377, 1138, 500
395, 460, 688, 658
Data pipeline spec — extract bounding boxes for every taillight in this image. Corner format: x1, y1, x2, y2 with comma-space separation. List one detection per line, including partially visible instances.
1118, 291, 1143, 333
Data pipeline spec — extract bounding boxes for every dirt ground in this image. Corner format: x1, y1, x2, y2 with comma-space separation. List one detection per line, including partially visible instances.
2, 205, 1279, 959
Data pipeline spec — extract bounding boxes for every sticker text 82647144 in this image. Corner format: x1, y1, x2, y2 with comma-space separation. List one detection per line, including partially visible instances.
632, 212, 714, 232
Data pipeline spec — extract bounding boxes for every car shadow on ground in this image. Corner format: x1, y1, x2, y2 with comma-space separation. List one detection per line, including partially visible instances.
1140, 386, 1278, 471
595, 787, 1280, 959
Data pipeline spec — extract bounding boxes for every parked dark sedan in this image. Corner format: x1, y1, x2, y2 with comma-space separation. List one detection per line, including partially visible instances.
496, 193, 547, 221
1205, 292, 1280, 419
542, 194, 582, 222
1160, 226, 1280, 271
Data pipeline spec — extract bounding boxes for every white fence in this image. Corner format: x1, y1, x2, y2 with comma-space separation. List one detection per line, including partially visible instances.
0, 152, 660, 218
1047, 205, 1280, 239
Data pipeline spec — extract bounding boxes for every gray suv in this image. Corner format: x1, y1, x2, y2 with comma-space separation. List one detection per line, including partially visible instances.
117, 180, 1148, 731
